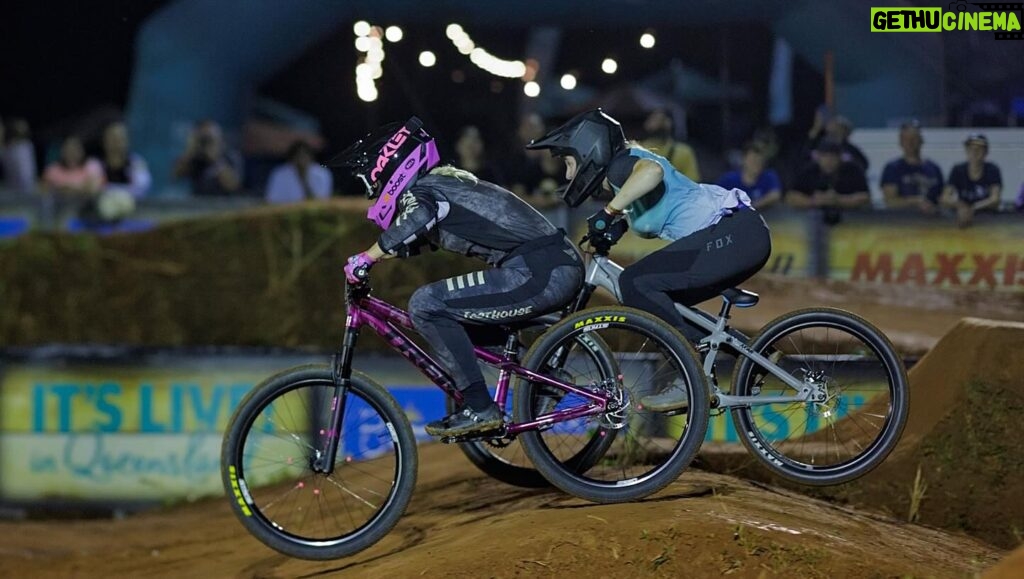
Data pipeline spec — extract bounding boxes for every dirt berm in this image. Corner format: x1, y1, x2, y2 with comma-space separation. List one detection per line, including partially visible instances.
703, 317, 1024, 551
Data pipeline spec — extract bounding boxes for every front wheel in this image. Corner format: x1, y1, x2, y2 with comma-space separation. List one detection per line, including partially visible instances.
514, 307, 709, 503
221, 364, 418, 560
730, 308, 909, 486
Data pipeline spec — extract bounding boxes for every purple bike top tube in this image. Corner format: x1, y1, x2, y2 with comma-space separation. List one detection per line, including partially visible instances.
351, 295, 533, 368
345, 291, 609, 426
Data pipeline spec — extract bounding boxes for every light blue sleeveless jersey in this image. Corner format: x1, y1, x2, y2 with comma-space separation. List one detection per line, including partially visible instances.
611, 147, 751, 241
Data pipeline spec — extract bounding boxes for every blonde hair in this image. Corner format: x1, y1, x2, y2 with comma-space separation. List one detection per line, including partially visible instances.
627, 140, 652, 153
430, 165, 479, 183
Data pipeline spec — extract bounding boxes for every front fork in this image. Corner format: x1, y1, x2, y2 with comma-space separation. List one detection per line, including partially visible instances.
313, 324, 359, 474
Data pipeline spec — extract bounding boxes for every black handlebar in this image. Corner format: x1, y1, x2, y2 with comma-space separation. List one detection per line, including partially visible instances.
579, 233, 613, 257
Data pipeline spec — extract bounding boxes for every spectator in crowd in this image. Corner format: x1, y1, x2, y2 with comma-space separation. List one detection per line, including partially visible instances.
100, 121, 151, 198
942, 133, 1001, 228
453, 125, 503, 185
716, 142, 782, 210
501, 112, 546, 197
1016, 182, 1024, 212
880, 121, 943, 213
2, 118, 38, 194
750, 126, 780, 163
42, 135, 105, 196
173, 120, 242, 196
0, 117, 5, 183
41, 135, 109, 226
806, 106, 869, 171
787, 139, 869, 225
265, 140, 333, 204
641, 108, 701, 180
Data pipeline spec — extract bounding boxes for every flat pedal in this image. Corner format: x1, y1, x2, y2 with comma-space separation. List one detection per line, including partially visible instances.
439, 426, 507, 445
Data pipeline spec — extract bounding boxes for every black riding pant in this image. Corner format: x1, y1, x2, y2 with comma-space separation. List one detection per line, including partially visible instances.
409, 235, 583, 391
619, 207, 771, 342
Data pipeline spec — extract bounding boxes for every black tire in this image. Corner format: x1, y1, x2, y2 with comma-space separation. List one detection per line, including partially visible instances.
450, 333, 620, 488
730, 308, 909, 486
514, 307, 709, 503
221, 364, 417, 560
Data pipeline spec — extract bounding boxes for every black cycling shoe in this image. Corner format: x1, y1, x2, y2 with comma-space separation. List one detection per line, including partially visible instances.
424, 403, 504, 438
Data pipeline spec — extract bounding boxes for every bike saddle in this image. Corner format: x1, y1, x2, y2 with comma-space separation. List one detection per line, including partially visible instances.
721, 288, 759, 308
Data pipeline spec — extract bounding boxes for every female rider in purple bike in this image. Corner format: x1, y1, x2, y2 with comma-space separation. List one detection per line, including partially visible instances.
339, 117, 583, 437
528, 109, 772, 412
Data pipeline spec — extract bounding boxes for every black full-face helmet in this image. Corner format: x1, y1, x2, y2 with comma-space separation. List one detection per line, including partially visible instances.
526, 108, 627, 207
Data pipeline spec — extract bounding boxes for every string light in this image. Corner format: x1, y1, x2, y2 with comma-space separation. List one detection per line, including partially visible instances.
640, 32, 656, 48
355, 23, 384, 102
445, 24, 464, 39
560, 74, 577, 90
524, 81, 540, 97
602, 58, 618, 74
419, 51, 437, 67
385, 26, 403, 42
447, 23, 527, 79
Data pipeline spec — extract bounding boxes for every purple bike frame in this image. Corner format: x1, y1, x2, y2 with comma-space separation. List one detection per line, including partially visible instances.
347, 294, 608, 434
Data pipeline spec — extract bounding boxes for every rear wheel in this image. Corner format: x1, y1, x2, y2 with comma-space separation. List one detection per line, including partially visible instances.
515, 307, 709, 503
730, 308, 909, 486
451, 332, 620, 488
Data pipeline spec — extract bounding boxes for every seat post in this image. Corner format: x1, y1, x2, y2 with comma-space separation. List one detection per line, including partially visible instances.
717, 299, 733, 322
503, 331, 520, 361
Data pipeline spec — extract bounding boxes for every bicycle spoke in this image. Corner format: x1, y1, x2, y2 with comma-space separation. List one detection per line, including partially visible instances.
732, 316, 906, 483
324, 475, 380, 510
233, 379, 402, 546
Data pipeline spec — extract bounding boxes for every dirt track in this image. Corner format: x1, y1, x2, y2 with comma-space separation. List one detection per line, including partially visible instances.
0, 444, 1004, 578
1, 243, 1022, 576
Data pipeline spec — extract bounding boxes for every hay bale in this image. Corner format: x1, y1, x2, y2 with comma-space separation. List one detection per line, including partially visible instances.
0, 203, 479, 350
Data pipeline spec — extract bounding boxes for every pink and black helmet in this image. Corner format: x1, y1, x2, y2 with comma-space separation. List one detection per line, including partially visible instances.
335, 116, 441, 229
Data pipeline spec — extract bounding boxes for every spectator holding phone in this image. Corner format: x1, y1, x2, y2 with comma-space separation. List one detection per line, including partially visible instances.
806, 106, 869, 171
174, 120, 242, 196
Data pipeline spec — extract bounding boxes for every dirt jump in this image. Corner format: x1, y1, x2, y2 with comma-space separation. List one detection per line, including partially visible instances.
0, 442, 1004, 578
825, 317, 1024, 549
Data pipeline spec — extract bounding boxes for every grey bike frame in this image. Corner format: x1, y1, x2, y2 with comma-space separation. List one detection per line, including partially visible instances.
583, 255, 824, 408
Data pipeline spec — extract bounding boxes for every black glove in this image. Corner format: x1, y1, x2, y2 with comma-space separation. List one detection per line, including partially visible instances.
586, 208, 629, 247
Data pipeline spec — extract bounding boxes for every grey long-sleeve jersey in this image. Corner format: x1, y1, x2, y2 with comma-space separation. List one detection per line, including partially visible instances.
377, 174, 569, 265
